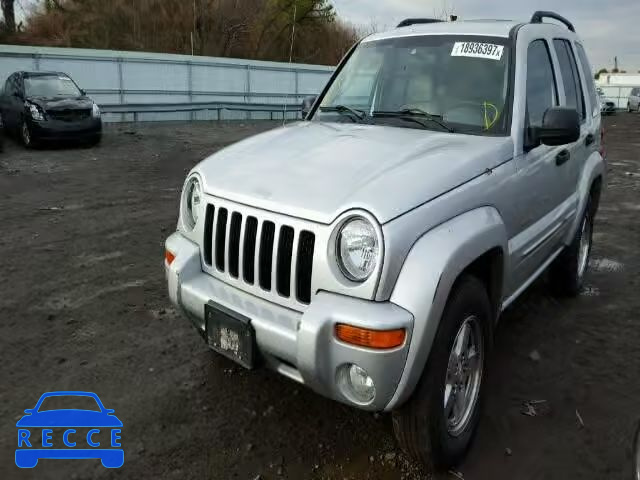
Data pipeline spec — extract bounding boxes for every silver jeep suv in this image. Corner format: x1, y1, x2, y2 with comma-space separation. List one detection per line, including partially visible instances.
165, 11, 605, 469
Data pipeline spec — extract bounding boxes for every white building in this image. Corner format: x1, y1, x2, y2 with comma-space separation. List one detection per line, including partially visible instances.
596, 73, 640, 109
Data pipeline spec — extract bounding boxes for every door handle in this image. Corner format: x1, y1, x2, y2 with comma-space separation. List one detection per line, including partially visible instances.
556, 149, 571, 166
585, 133, 595, 146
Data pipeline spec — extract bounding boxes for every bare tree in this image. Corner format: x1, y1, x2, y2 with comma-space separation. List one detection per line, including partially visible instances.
1, 0, 16, 33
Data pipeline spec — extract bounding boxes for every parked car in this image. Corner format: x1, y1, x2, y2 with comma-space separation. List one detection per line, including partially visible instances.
627, 87, 640, 113
0, 71, 101, 148
597, 88, 616, 115
165, 11, 604, 470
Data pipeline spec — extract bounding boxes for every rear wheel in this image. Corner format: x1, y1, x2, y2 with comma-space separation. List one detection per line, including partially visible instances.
393, 275, 491, 471
550, 200, 594, 297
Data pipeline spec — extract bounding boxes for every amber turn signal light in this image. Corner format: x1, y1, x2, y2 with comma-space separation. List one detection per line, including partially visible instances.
165, 249, 176, 265
335, 324, 406, 350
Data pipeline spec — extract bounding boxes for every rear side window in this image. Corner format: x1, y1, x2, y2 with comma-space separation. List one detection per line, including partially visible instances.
553, 39, 585, 121
575, 43, 599, 117
526, 40, 558, 128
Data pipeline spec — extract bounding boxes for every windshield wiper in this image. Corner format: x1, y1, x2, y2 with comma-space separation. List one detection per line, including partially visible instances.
372, 108, 455, 133
319, 105, 367, 122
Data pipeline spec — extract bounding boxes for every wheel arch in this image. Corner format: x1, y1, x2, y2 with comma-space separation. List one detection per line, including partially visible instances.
385, 207, 508, 410
564, 151, 605, 245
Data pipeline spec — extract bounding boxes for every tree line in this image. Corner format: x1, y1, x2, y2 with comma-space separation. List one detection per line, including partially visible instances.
0, 0, 363, 65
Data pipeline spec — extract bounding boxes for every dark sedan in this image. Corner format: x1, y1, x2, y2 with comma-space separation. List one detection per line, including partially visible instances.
0, 71, 101, 148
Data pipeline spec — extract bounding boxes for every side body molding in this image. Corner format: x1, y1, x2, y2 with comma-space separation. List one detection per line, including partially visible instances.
385, 207, 508, 410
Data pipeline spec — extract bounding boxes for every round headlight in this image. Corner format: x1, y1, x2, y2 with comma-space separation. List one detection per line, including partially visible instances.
337, 217, 379, 282
183, 176, 202, 230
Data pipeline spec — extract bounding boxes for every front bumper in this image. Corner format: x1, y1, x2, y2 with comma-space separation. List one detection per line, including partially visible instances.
165, 232, 414, 411
28, 117, 102, 140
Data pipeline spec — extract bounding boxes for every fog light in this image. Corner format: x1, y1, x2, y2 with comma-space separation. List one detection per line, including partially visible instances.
339, 364, 376, 404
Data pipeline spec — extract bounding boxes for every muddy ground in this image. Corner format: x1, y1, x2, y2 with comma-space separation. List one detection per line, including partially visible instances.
0, 115, 638, 480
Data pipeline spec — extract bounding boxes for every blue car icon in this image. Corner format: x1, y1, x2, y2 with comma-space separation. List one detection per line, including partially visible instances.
16, 391, 123, 468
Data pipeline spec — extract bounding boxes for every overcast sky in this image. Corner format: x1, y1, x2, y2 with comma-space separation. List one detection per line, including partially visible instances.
331, 0, 640, 72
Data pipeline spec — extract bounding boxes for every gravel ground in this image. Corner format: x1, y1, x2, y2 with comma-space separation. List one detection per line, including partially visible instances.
0, 115, 638, 480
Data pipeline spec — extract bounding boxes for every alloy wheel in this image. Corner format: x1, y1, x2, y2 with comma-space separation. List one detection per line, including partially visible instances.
444, 316, 483, 437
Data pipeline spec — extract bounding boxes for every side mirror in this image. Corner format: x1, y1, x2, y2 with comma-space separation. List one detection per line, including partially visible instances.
23, 409, 34, 414
301, 96, 317, 120
105, 409, 115, 414
531, 107, 580, 147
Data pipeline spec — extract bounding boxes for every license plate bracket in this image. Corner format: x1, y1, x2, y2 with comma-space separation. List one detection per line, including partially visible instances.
205, 301, 256, 369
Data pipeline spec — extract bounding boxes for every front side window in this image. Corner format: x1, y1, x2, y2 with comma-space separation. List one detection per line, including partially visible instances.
526, 40, 558, 128
24, 74, 82, 98
315, 35, 512, 135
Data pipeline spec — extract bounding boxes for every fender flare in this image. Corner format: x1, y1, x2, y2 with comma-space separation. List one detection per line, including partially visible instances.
385, 206, 508, 410
564, 151, 606, 245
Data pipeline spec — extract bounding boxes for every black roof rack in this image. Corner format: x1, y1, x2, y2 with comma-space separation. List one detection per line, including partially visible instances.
397, 18, 443, 28
530, 11, 575, 32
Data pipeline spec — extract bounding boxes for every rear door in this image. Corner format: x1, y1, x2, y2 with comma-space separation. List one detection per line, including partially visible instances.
551, 38, 587, 205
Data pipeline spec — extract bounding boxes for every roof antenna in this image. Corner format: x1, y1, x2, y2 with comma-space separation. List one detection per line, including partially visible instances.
283, 1, 298, 126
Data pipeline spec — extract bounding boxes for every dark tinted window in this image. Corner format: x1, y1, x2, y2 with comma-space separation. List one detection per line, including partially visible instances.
554, 39, 585, 121
526, 40, 557, 128
575, 43, 598, 116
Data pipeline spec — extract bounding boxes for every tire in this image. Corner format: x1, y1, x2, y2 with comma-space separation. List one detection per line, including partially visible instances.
85, 133, 102, 147
628, 103, 632, 113
392, 275, 491, 471
549, 199, 594, 297
21, 119, 37, 149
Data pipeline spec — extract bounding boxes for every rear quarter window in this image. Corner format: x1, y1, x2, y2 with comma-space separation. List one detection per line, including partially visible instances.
575, 43, 599, 117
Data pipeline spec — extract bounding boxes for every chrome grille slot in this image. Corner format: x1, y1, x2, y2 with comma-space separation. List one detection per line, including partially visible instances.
258, 221, 276, 290
276, 226, 294, 297
243, 217, 258, 284
203, 205, 214, 266
214, 208, 228, 271
296, 231, 315, 304
228, 212, 242, 278
202, 201, 316, 306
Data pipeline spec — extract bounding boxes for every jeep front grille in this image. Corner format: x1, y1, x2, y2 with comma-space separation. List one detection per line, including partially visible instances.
203, 204, 316, 305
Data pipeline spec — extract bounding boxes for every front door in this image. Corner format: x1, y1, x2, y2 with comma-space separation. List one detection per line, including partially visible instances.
510, 39, 569, 293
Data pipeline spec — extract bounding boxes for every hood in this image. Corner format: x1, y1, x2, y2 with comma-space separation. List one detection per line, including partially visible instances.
26, 96, 93, 112
195, 122, 514, 224
16, 410, 123, 427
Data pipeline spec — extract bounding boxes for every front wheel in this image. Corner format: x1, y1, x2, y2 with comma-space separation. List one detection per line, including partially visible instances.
21, 119, 37, 148
393, 275, 491, 470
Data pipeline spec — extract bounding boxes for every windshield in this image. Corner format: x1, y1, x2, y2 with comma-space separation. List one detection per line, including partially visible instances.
24, 75, 82, 98
315, 35, 512, 135
37, 395, 101, 412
